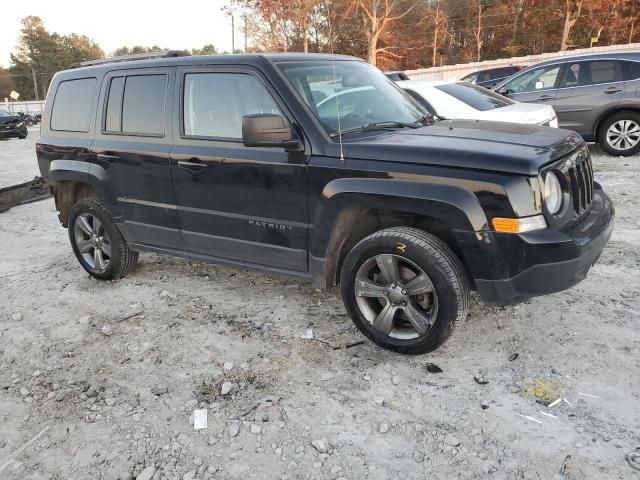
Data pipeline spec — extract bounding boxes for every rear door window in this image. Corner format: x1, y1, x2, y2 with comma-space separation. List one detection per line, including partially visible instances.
50, 78, 96, 132
104, 74, 167, 136
562, 60, 619, 87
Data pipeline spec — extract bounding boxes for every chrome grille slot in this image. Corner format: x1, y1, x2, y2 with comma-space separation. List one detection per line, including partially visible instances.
550, 146, 594, 217
569, 149, 594, 214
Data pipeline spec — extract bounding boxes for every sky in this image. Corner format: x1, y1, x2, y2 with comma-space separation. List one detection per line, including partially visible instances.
0, 0, 237, 68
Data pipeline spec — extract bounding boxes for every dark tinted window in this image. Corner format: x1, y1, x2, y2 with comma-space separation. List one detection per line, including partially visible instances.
51, 78, 96, 132
621, 60, 640, 80
183, 73, 281, 139
435, 82, 514, 111
563, 60, 617, 87
105, 77, 124, 132
121, 75, 167, 135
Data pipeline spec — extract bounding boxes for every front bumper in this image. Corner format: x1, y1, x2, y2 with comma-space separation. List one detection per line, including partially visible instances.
0, 124, 27, 138
468, 187, 614, 305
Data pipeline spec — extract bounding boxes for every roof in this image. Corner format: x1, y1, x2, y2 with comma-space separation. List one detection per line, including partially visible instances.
396, 80, 454, 87
528, 49, 640, 67
62, 52, 362, 76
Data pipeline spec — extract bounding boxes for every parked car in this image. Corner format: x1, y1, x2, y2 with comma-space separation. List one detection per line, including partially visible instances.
0, 109, 28, 139
493, 50, 640, 156
385, 71, 410, 81
461, 65, 525, 89
398, 80, 558, 127
37, 52, 614, 354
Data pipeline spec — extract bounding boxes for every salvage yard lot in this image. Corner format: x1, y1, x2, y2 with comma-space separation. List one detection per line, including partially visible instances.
0, 137, 639, 479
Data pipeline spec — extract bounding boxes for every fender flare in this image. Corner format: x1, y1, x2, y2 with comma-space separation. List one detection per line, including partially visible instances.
48, 159, 111, 203
310, 177, 488, 259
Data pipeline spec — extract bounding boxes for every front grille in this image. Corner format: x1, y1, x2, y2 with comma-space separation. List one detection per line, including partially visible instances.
567, 150, 594, 214
552, 146, 594, 216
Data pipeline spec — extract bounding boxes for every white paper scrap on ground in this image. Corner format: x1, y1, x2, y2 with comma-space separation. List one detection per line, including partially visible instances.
193, 409, 208, 430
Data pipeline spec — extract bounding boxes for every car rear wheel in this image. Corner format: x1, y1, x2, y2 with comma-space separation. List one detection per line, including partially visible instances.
68, 197, 138, 280
598, 111, 640, 156
340, 227, 470, 354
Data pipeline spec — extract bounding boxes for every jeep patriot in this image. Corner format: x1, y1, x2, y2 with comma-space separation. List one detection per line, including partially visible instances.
37, 52, 614, 354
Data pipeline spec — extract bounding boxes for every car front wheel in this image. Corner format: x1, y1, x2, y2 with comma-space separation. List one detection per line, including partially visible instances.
598, 111, 640, 156
340, 227, 469, 354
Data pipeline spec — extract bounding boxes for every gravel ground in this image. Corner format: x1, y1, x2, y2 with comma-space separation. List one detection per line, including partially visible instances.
0, 127, 41, 188
0, 137, 639, 480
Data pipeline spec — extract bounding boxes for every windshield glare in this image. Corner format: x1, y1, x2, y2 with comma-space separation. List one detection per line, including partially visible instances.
278, 61, 426, 136
0, 109, 12, 117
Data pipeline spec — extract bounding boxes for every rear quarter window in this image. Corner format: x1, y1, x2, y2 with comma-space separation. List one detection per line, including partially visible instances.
50, 78, 97, 132
621, 60, 640, 81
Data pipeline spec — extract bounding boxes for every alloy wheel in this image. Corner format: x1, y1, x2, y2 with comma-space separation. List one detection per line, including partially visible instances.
606, 120, 640, 151
354, 254, 438, 340
73, 213, 112, 273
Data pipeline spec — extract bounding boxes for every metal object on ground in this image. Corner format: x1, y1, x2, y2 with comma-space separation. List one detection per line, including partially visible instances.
0, 177, 50, 213
628, 447, 640, 471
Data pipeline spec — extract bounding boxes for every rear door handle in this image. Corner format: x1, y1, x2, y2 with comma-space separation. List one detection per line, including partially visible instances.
537, 95, 554, 101
604, 87, 623, 94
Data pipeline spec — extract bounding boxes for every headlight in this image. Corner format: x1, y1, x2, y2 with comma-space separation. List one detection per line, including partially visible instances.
543, 171, 562, 214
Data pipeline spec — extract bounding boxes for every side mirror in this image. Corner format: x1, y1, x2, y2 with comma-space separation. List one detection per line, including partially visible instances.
497, 87, 509, 97
242, 114, 301, 150
535, 81, 544, 90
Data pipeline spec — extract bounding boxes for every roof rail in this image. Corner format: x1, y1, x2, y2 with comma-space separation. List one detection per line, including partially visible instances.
70, 50, 190, 69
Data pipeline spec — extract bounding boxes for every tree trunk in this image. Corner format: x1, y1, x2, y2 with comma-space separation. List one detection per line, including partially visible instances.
30, 65, 39, 102
475, 0, 482, 62
368, 33, 378, 65
432, 4, 440, 67
560, 0, 583, 51
630, 22, 635, 44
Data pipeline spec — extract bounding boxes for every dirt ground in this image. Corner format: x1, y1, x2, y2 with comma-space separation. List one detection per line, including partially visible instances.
0, 135, 639, 480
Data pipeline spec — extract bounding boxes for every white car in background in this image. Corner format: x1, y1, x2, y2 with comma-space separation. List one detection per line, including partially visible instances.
397, 80, 558, 128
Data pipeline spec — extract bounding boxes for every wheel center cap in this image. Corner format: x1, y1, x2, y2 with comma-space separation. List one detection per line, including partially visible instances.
387, 285, 407, 305
90, 235, 99, 247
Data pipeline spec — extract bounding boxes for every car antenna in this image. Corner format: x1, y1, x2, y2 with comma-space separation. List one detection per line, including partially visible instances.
328, 9, 345, 163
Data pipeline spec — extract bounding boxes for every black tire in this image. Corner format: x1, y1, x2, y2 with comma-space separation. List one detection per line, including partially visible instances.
340, 227, 469, 355
68, 197, 138, 280
597, 111, 640, 157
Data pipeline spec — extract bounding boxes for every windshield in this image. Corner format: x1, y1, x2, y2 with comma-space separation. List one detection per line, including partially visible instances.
277, 60, 426, 136
435, 83, 514, 111
0, 109, 12, 117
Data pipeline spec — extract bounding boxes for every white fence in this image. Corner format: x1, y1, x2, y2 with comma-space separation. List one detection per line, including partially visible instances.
1, 100, 46, 115
406, 42, 640, 81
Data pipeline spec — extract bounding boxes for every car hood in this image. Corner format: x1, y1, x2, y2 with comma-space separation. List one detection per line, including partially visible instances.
0, 115, 20, 125
478, 102, 556, 125
325, 119, 584, 175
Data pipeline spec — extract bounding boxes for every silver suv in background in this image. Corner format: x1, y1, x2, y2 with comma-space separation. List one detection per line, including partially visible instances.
493, 51, 640, 156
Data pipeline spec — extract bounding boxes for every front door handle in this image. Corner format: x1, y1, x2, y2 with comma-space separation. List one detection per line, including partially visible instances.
604, 87, 623, 94
537, 95, 554, 101
97, 153, 119, 161
178, 160, 207, 168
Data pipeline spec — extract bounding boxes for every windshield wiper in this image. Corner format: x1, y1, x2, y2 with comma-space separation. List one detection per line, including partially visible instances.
329, 120, 421, 138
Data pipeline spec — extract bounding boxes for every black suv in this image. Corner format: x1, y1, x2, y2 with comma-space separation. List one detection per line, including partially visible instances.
37, 53, 614, 354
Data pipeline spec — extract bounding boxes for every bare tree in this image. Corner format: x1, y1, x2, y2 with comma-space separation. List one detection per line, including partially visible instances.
357, 0, 416, 65
560, 0, 585, 50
